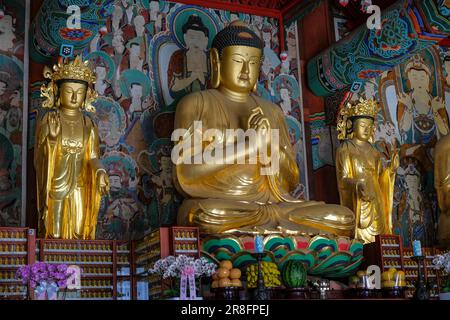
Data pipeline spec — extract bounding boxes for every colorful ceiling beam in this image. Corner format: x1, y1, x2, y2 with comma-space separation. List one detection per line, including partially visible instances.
30, 0, 114, 63
30, 0, 309, 63
307, 0, 450, 97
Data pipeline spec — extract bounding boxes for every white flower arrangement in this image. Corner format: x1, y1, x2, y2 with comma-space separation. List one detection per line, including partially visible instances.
432, 252, 450, 273
432, 252, 450, 293
148, 255, 217, 279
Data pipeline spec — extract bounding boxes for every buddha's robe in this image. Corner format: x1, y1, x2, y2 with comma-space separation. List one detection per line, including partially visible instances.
34, 112, 104, 239
336, 140, 395, 243
174, 89, 355, 236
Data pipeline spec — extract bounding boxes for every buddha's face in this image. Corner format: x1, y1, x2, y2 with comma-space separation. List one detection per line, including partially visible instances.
184, 29, 208, 51
353, 118, 374, 142
59, 82, 87, 109
219, 46, 262, 94
407, 69, 429, 92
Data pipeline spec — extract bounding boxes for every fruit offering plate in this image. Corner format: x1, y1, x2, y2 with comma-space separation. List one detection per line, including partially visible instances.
201, 234, 363, 278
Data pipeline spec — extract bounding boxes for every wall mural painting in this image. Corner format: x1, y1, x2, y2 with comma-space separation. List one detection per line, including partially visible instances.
0, 0, 25, 227
70, 1, 309, 240
309, 112, 338, 171
343, 45, 450, 247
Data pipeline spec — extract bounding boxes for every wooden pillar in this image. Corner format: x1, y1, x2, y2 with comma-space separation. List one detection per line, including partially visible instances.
298, 0, 340, 203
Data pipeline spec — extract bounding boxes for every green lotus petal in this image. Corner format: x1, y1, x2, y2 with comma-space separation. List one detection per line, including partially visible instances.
264, 235, 295, 251
309, 252, 352, 275
202, 237, 242, 254
277, 250, 316, 271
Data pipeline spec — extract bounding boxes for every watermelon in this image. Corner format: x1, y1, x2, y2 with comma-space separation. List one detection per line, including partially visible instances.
281, 260, 307, 288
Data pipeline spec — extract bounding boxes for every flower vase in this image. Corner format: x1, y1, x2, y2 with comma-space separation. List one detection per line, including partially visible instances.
46, 282, 59, 300
34, 283, 48, 300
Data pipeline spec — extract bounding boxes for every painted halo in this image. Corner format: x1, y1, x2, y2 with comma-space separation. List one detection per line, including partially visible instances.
272, 74, 300, 103
119, 69, 151, 98
168, 4, 221, 49
85, 51, 116, 81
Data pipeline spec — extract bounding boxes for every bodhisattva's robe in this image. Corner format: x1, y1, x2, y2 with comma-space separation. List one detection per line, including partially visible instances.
174, 89, 355, 236
34, 111, 104, 239
336, 140, 395, 243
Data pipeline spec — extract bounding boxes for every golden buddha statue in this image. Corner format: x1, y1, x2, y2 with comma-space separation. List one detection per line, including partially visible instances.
173, 21, 355, 236
435, 133, 450, 246
335, 98, 399, 244
35, 56, 109, 239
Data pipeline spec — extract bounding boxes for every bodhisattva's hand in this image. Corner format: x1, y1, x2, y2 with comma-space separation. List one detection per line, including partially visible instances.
356, 180, 373, 201
47, 112, 61, 139
97, 171, 110, 196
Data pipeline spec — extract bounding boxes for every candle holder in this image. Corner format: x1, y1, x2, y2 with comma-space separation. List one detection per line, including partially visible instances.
411, 256, 429, 300
251, 253, 269, 300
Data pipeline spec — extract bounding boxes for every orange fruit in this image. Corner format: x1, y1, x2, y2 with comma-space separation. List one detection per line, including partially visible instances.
212, 273, 218, 280
230, 279, 242, 287
220, 260, 233, 270
217, 267, 230, 279
219, 278, 231, 287
229, 268, 241, 279
211, 280, 219, 288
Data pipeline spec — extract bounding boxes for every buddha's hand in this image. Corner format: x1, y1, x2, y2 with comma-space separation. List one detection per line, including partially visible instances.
248, 107, 271, 151
431, 96, 445, 113
356, 180, 373, 201
96, 170, 110, 196
397, 92, 412, 110
47, 112, 61, 139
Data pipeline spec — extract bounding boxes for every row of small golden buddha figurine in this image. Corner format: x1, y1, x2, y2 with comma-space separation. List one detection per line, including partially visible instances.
0, 257, 25, 265
0, 231, 25, 239
0, 285, 26, 294
174, 231, 196, 239
175, 243, 197, 251
44, 243, 111, 251
0, 271, 18, 280
0, 244, 26, 252
82, 267, 111, 275
80, 279, 112, 287
44, 255, 112, 263
382, 249, 400, 256
79, 291, 112, 299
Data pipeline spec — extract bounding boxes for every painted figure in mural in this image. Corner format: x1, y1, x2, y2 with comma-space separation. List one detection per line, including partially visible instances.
168, 15, 209, 101
434, 133, 450, 246
34, 56, 109, 239
336, 98, 399, 244
397, 54, 449, 145
395, 158, 433, 244
0, 15, 16, 52
279, 83, 292, 114
174, 21, 355, 235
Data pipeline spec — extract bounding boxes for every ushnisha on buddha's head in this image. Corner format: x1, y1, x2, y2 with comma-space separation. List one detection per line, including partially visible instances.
41, 56, 98, 112
210, 20, 264, 94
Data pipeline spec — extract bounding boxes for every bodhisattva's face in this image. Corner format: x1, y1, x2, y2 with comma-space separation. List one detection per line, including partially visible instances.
353, 118, 374, 142
219, 45, 262, 94
59, 82, 87, 109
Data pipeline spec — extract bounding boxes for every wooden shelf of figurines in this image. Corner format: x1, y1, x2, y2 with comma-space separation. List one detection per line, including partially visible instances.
115, 241, 132, 300
402, 247, 443, 299
131, 228, 170, 300
38, 239, 115, 300
0, 227, 36, 300
363, 235, 405, 272
170, 226, 200, 258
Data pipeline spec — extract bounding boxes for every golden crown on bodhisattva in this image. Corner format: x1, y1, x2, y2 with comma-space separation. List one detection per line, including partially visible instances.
337, 97, 378, 140
343, 97, 378, 119
43, 55, 96, 85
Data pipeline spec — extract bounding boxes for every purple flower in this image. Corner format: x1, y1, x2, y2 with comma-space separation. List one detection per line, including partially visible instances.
57, 280, 67, 288
57, 264, 68, 273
